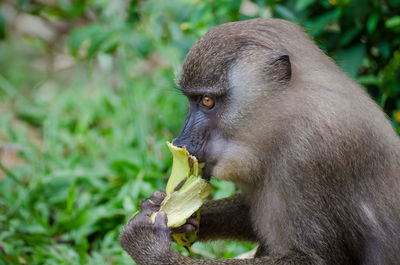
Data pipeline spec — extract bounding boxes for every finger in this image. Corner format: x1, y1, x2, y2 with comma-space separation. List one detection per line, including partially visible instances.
150, 190, 166, 205
154, 211, 168, 229
135, 211, 152, 224
127, 211, 140, 225
140, 199, 161, 213
186, 217, 199, 228
171, 224, 196, 234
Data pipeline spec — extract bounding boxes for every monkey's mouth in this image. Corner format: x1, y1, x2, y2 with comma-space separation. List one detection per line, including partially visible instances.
200, 160, 215, 181
201, 165, 212, 181
197, 146, 219, 182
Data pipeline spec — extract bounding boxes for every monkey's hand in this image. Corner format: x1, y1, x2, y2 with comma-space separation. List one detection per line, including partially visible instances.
120, 191, 176, 265
171, 214, 199, 235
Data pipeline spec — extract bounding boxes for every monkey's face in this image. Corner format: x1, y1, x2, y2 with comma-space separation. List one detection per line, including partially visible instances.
173, 57, 289, 183
173, 24, 292, 183
172, 92, 229, 181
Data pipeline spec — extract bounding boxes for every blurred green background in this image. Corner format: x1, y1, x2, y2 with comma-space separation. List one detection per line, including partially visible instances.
0, 0, 399, 264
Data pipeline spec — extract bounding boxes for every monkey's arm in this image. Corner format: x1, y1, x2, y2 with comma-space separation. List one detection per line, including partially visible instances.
120, 210, 312, 264
197, 195, 257, 242
120, 192, 313, 265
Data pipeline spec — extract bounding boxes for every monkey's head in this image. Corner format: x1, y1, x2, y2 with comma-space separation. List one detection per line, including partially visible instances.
173, 19, 295, 184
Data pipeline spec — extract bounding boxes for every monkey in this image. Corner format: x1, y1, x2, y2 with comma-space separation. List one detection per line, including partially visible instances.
119, 18, 400, 265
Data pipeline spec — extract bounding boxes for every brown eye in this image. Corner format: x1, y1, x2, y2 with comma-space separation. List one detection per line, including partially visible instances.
201, 96, 214, 108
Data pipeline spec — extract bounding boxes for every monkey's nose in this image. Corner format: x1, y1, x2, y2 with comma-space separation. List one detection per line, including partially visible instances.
172, 138, 184, 148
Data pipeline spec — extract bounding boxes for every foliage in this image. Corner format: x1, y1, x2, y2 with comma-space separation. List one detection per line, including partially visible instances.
0, 0, 399, 264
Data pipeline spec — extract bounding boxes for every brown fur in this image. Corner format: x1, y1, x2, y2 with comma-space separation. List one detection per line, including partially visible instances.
120, 18, 400, 265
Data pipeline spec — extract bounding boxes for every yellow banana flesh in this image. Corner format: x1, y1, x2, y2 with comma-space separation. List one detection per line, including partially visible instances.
151, 142, 211, 248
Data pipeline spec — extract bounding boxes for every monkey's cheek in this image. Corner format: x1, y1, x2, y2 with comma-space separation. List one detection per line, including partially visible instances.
211, 148, 259, 183
211, 161, 238, 182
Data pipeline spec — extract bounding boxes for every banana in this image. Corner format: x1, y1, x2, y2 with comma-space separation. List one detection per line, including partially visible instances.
151, 142, 211, 248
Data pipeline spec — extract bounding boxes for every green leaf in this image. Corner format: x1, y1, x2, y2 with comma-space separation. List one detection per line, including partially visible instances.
0, 74, 15, 96
274, 5, 297, 22
356, 75, 381, 86
0, 12, 5, 39
339, 26, 362, 46
382, 50, 400, 82
69, 25, 114, 59
390, 0, 400, 6
367, 14, 379, 34
306, 9, 341, 36
66, 183, 76, 214
337, 44, 366, 78
295, 0, 316, 11
379, 41, 391, 58
386, 16, 400, 29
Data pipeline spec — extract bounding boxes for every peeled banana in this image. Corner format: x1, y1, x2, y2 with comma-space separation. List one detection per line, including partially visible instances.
151, 141, 211, 248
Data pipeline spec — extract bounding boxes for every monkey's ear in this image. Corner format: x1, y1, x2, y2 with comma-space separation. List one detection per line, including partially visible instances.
269, 54, 291, 84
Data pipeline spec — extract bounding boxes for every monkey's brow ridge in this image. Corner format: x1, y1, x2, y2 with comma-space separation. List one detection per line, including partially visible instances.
179, 86, 227, 97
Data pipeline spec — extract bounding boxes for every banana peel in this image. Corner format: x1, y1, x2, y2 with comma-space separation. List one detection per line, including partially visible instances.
151, 142, 211, 248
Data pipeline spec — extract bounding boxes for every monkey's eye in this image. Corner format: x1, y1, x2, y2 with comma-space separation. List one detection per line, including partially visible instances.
201, 96, 214, 108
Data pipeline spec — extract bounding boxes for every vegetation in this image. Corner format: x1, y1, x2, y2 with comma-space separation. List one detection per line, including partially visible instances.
0, 0, 399, 264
